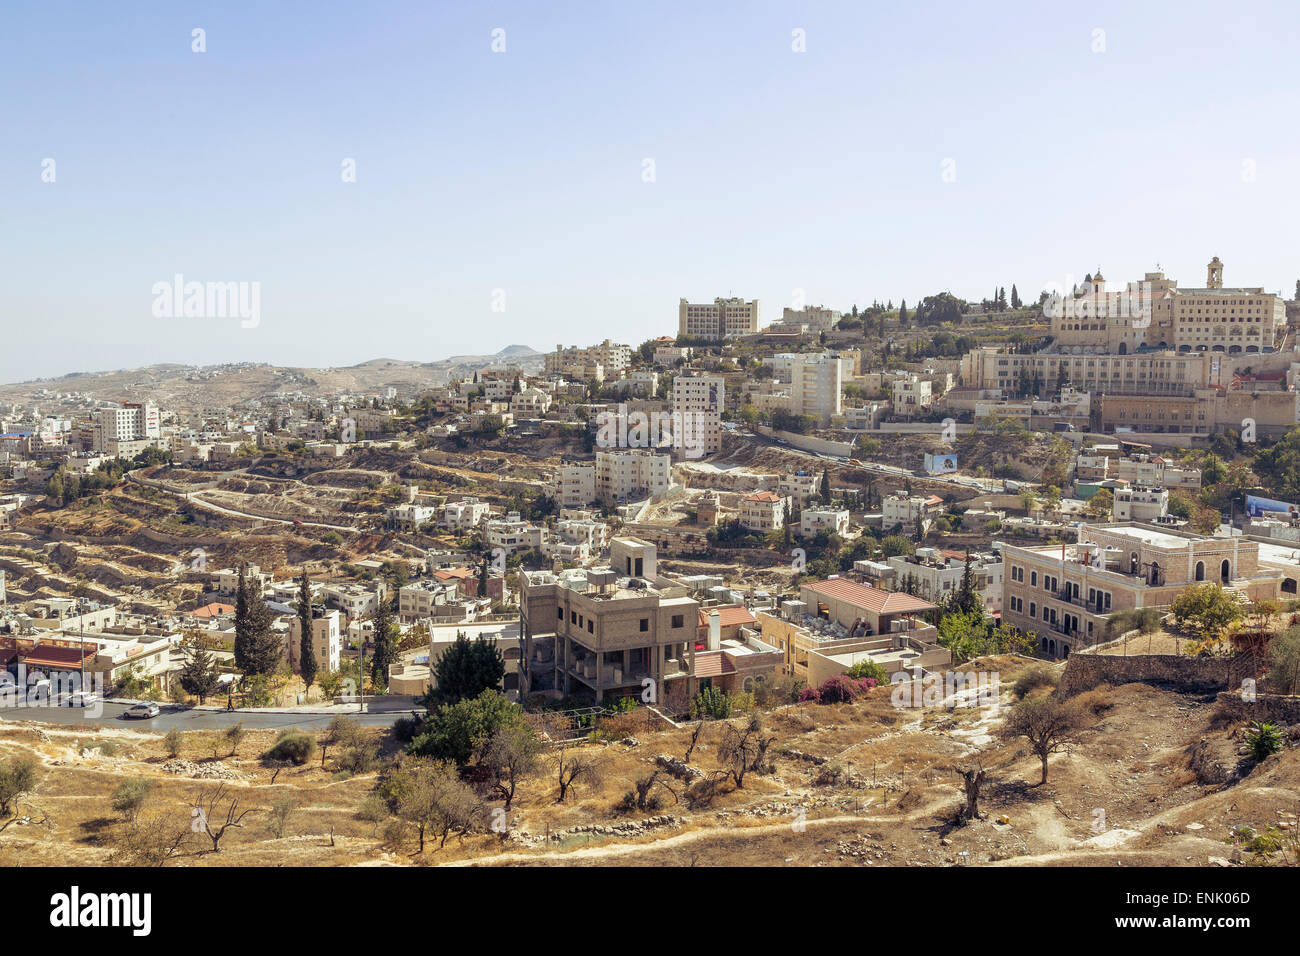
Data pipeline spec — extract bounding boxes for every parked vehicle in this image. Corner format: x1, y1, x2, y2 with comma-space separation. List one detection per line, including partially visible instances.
124, 702, 161, 719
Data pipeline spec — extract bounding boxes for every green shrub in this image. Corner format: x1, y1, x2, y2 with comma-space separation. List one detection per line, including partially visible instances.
846, 659, 889, 683
110, 779, 155, 821
690, 686, 731, 720
1012, 664, 1059, 700
266, 729, 317, 765
162, 728, 184, 758
1242, 721, 1284, 762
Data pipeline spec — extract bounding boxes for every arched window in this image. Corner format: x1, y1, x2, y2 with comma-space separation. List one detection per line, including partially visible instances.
1195, 561, 1204, 581
1284, 578, 1298, 595
1220, 559, 1231, 583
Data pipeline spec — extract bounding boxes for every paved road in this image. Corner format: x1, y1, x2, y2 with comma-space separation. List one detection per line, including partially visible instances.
0, 697, 420, 731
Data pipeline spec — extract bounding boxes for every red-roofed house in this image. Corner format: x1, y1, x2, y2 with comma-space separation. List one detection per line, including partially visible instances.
739, 490, 790, 532
800, 577, 937, 634
191, 602, 235, 620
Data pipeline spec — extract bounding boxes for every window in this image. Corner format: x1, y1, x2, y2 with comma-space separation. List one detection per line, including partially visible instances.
671, 614, 684, 629
587, 620, 594, 634
557, 607, 563, 620
639, 618, 649, 632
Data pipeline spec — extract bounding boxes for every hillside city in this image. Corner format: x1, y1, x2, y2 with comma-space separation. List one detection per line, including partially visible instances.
0, 257, 1297, 870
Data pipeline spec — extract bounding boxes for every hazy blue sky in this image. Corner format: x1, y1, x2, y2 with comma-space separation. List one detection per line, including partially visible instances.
4, 0, 1300, 384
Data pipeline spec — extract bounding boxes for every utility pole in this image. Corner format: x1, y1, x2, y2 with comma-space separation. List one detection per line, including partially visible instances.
79, 599, 85, 694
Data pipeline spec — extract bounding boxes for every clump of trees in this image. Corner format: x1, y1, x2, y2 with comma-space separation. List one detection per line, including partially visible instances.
380, 757, 485, 853
233, 564, 282, 676
427, 632, 505, 706
1170, 583, 1243, 648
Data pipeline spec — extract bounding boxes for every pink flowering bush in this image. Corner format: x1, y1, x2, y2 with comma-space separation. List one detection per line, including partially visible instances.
814, 675, 878, 704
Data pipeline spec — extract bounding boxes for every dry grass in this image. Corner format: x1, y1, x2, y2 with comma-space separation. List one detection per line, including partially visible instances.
2, 669, 1298, 867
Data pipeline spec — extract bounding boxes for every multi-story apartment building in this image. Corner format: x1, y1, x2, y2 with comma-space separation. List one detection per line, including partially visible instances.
443, 497, 490, 532
90, 402, 161, 454
286, 610, 342, 674
215, 564, 273, 597
882, 492, 943, 536
654, 345, 692, 366
678, 297, 761, 340
510, 387, 552, 417
778, 471, 823, 506
595, 448, 671, 502
1001, 523, 1298, 657
672, 374, 725, 455
518, 561, 701, 703
544, 340, 632, 382
483, 513, 544, 554
892, 375, 932, 418
781, 305, 842, 331
886, 547, 1003, 614
398, 579, 459, 622
1111, 485, 1169, 522
1075, 451, 1202, 492
739, 491, 788, 532
97, 402, 161, 444
552, 514, 609, 553
321, 581, 386, 621
786, 353, 843, 425
555, 462, 597, 508
385, 502, 438, 531
800, 508, 850, 538
974, 387, 1091, 430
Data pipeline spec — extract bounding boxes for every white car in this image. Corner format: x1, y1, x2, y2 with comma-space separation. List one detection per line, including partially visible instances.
124, 702, 161, 719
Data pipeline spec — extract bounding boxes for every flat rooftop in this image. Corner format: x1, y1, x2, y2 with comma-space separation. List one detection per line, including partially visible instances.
1090, 525, 1191, 550
1255, 541, 1300, 570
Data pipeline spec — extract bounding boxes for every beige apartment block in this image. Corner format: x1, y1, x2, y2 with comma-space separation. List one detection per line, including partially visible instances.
672, 374, 725, 454
678, 297, 760, 340
1001, 523, 1298, 658
518, 565, 699, 704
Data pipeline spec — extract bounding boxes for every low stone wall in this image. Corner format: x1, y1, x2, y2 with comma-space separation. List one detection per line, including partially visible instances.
1213, 691, 1300, 725
1059, 652, 1235, 697
754, 426, 854, 457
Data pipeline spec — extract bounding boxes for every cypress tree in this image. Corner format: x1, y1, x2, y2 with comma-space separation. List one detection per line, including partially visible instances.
369, 594, 397, 689
233, 564, 250, 671
297, 571, 317, 689
179, 636, 221, 704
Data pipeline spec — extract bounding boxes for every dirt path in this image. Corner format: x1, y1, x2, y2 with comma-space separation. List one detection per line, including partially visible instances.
443, 799, 952, 867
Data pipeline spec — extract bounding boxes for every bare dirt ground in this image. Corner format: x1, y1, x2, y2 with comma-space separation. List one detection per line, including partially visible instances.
1, 655, 1295, 867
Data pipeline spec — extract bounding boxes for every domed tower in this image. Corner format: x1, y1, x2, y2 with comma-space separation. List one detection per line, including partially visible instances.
1206, 256, 1223, 289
